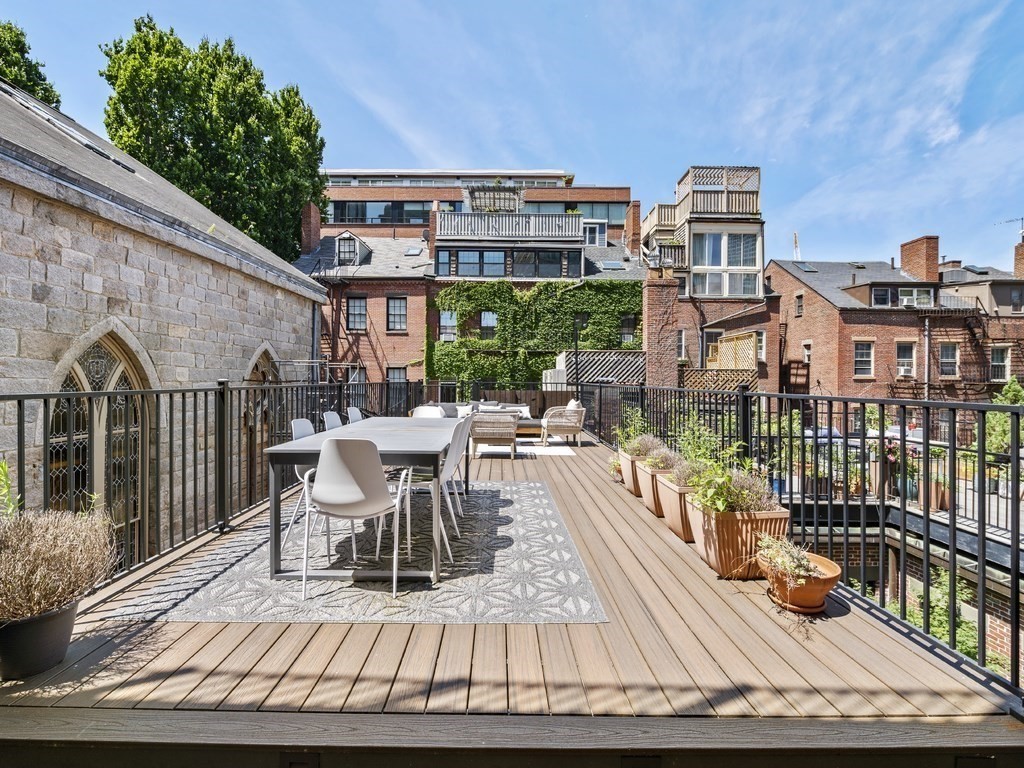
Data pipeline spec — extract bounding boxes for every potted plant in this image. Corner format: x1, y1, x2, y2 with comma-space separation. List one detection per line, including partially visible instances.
613, 408, 651, 496
657, 458, 704, 542
755, 533, 842, 614
619, 435, 666, 497
608, 456, 623, 483
0, 461, 115, 680
802, 462, 831, 498
687, 459, 790, 579
636, 449, 677, 517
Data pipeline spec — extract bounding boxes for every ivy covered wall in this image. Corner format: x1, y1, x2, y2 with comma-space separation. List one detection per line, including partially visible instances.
427, 280, 642, 382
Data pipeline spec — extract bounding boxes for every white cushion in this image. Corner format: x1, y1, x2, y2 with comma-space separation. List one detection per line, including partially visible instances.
566, 399, 583, 410
457, 404, 475, 417
502, 404, 531, 419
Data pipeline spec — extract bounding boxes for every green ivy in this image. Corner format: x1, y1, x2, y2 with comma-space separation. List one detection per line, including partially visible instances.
428, 279, 642, 382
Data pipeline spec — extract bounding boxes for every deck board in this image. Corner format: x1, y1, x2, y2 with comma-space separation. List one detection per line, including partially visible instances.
1, 439, 1015, 738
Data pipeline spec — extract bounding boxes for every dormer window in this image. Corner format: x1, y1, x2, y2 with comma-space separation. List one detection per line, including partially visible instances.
583, 220, 607, 246
337, 236, 357, 265
898, 288, 933, 307
872, 287, 891, 307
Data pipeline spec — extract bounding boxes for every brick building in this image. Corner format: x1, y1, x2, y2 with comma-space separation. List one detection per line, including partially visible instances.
640, 166, 768, 387
296, 170, 644, 384
764, 236, 1024, 400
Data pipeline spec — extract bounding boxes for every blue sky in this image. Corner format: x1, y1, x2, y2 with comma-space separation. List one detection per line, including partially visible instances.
9, 1, 1024, 268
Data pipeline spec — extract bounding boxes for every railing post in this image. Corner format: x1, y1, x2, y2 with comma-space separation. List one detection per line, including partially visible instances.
736, 383, 752, 462
597, 384, 604, 444
215, 378, 229, 533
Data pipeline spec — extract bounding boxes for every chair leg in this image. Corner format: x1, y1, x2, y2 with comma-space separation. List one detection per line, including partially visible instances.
282, 486, 305, 548
443, 486, 460, 538
301, 497, 312, 600
405, 483, 412, 561
450, 479, 464, 518
350, 520, 358, 561
541, 428, 547, 447
392, 507, 400, 598
439, 512, 454, 563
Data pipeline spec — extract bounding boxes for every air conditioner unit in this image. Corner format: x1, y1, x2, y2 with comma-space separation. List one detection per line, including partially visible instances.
901, 297, 916, 308
897, 365, 914, 377
439, 333, 456, 342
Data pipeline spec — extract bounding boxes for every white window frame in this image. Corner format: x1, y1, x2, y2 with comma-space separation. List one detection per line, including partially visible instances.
692, 272, 724, 296
677, 329, 687, 361
853, 341, 874, 377
802, 341, 812, 364
582, 220, 607, 247
795, 293, 804, 317
898, 287, 933, 308
939, 343, 959, 377
691, 229, 761, 299
895, 341, 916, 377
439, 310, 457, 341
991, 345, 1010, 382
756, 330, 766, 362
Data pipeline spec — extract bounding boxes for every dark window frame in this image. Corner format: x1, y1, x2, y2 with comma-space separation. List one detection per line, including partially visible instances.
346, 296, 367, 331
386, 296, 407, 332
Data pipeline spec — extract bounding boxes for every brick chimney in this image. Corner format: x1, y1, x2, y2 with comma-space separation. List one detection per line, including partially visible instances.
1015, 241, 1024, 279
623, 200, 641, 256
900, 236, 939, 282
427, 201, 439, 257
643, 272, 679, 387
300, 201, 321, 255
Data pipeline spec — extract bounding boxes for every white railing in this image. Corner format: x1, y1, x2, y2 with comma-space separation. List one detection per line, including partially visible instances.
640, 203, 677, 240
436, 212, 582, 239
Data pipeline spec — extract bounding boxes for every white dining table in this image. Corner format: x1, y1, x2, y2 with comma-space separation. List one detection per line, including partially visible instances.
263, 416, 457, 584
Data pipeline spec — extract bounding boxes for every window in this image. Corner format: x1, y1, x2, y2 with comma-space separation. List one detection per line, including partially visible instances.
727, 233, 757, 267
565, 251, 582, 278
756, 330, 766, 362
457, 251, 481, 277
703, 330, 723, 365
439, 311, 457, 340
898, 287, 933, 307
512, 251, 537, 278
387, 297, 407, 331
346, 296, 367, 331
539, 251, 562, 278
991, 346, 1010, 381
583, 221, 607, 246
677, 276, 688, 298
727, 272, 758, 296
436, 250, 451, 276
574, 202, 627, 225
691, 233, 722, 267
324, 202, 336, 224
620, 314, 637, 344
896, 342, 916, 377
521, 202, 565, 214
483, 250, 505, 277
795, 294, 804, 317
872, 287, 891, 307
692, 272, 723, 296
480, 311, 498, 340
337, 236, 358, 265
386, 367, 407, 382
395, 201, 430, 224
853, 342, 874, 376
802, 342, 812, 364
939, 343, 958, 377
677, 330, 687, 360
1012, 288, 1023, 313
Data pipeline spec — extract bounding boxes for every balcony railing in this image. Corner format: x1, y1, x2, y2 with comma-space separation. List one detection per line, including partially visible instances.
436, 211, 582, 240
640, 203, 677, 240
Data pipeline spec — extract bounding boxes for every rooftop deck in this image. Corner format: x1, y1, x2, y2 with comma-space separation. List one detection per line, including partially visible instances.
1, 441, 1022, 764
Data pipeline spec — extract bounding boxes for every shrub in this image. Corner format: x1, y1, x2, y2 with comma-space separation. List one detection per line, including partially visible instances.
693, 461, 779, 515
756, 532, 823, 586
667, 458, 706, 488
644, 448, 678, 470
621, 434, 665, 457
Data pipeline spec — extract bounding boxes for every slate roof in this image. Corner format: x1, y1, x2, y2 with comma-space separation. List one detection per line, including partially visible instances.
0, 78, 323, 299
941, 265, 1018, 284
293, 235, 432, 279
582, 243, 646, 281
770, 259, 927, 308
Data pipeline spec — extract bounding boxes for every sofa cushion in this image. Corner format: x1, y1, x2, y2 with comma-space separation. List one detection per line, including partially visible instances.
500, 404, 532, 419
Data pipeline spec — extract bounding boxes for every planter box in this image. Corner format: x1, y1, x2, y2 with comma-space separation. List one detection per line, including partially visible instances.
656, 474, 695, 541
689, 501, 790, 580
928, 481, 949, 512
618, 451, 644, 497
636, 462, 672, 517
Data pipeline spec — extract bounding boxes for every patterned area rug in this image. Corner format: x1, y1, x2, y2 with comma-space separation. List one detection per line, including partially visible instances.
107, 481, 606, 624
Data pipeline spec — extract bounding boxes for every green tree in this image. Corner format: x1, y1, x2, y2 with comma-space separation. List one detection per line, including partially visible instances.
100, 16, 324, 260
0, 20, 61, 107
978, 376, 1024, 455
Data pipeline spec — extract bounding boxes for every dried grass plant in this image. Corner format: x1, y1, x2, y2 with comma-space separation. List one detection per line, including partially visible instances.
0, 462, 115, 622
0, 509, 115, 622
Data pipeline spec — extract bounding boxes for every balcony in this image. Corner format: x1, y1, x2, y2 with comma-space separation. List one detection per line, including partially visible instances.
1, 381, 1022, 764
674, 166, 761, 229
640, 203, 677, 242
436, 211, 582, 240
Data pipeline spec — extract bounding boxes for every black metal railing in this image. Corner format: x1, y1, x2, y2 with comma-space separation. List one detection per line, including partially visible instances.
2, 376, 1020, 694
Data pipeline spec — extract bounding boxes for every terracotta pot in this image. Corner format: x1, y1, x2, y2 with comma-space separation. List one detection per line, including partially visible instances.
0, 600, 79, 680
656, 474, 694, 541
636, 462, 672, 517
928, 481, 949, 512
692, 502, 790, 580
757, 552, 841, 614
618, 451, 643, 497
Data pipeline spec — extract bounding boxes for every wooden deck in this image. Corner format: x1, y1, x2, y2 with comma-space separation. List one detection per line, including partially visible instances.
2, 441, 1023, 764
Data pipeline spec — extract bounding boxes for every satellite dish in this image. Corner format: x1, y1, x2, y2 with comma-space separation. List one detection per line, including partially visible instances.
421, 229, 430, 241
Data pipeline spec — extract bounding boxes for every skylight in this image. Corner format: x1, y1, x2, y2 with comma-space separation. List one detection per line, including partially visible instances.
404, 247, 423, 257
850, 262, 865, 269
601, 261, 624, 270
795, 262, 818, 272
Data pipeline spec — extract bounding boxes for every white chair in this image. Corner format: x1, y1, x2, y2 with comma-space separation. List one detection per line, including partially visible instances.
283, 419, 359, 559
346, 407, 363, 423
412, 405, 445, 418
302, 439, 410, 598
408, 416, 472, 562
322, 411, 342, 430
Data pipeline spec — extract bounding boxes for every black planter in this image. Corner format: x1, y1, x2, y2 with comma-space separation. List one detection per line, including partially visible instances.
0, 600, 79, 680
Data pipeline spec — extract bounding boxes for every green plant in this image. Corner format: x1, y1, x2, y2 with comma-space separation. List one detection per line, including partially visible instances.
692, 460, 778, 516
673, 418, 719, 464
621, 434, 665, 457
644, 448, 677, 470
0, 459, 20, 520
607, 456, 622, 478
565, 207, 581, 214
976, 376, 1024, 455
613, 406, 649, 450
667, 458, 706, 488
756, 533, 824, 587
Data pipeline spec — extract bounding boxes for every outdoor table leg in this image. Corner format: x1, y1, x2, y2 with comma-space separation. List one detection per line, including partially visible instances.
269, 460, 281, 578
431, 460, 441, 583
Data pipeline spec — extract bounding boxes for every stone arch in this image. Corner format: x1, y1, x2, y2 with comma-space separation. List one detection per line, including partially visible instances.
48, 317, 160, 394
244, 341, 281, 383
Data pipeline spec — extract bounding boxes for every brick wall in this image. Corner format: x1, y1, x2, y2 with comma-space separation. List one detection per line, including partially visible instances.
643, 271, 682, 387
522, 186, 631, 202
623, 200, 641, 256
323, 280, 428, 382
1015, 242, 1024, 279
300, 201, 321, 254
900, 235, 939, 282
